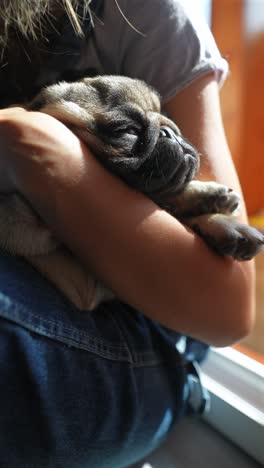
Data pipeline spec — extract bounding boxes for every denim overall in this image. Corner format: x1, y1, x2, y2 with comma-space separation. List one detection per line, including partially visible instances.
0, 2, 209, 466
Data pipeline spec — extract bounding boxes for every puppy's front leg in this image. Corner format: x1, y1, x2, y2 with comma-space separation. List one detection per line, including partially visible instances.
166, 181, 240, 218
185, 213, 264, 261
28, 248, 114, 310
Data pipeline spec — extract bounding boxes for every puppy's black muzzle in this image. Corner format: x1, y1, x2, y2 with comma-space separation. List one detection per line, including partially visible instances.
125, 125, 200, 196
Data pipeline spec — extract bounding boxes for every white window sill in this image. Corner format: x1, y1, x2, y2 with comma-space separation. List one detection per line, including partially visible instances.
201, 347, 264, 465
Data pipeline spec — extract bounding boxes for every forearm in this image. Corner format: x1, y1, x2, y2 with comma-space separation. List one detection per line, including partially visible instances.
51, 165, 254, 347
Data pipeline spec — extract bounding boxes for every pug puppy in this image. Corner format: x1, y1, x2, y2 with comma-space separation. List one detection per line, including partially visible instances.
0, 75, 263, 309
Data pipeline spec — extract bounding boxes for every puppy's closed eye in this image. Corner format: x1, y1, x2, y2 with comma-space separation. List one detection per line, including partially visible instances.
111, 123, 140, 137
96, 118, 141, 140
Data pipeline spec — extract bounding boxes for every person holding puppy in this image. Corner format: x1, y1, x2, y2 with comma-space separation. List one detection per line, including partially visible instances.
0, 1, 255, 467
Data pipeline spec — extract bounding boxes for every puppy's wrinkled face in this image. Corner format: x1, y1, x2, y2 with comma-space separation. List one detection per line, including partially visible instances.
29, 75, 200, 197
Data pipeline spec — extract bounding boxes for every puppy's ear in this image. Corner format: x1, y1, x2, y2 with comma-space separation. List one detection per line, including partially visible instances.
27, 81, 96, 130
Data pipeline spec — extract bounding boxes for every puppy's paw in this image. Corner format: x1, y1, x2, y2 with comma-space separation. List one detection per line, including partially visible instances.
189, 213, 264, 261
168, 181, 240, 217
203, 182, 241, 215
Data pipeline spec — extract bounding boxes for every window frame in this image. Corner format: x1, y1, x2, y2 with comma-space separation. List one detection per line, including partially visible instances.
201, 347, 264, 465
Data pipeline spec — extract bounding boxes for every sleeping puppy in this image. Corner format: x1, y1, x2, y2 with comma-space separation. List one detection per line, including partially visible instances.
0, 75, 263, 309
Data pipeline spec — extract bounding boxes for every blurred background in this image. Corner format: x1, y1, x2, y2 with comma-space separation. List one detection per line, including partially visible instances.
188, 0, 264, 361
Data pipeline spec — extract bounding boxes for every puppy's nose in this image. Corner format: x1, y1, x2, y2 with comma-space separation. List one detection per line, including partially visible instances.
159, 125, 178, 141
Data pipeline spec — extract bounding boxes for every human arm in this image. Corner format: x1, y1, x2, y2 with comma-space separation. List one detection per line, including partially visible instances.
0, 88, 255, 347
164, 72, 255, 337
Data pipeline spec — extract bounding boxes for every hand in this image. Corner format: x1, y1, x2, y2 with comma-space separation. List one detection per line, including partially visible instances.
0, 107, 90, 194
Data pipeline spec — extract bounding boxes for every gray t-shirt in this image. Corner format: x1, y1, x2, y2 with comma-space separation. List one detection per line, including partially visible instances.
79, 0, 228, 103
0, 0, 228, 107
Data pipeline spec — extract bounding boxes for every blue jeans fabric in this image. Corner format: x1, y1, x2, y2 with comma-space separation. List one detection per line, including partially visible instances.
0, 251, 209, 468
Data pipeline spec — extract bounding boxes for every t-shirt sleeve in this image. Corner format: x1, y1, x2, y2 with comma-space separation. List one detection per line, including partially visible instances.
115, 0, 228, 103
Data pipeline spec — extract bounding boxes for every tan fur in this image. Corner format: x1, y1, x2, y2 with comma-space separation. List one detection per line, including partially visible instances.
28, 248, 113, 310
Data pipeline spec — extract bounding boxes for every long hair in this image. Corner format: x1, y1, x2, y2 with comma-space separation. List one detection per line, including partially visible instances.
0, 0, 94, 50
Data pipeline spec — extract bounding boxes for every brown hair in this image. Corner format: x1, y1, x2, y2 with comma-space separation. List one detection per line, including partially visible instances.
0, 0, 94, 51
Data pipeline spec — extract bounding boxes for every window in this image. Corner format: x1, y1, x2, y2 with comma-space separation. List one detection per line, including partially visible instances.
202, 347, 264, 465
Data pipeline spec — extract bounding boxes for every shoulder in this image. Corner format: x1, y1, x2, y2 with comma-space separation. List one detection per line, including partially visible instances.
112, 0, 228, 102
87, 1, 228, 101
